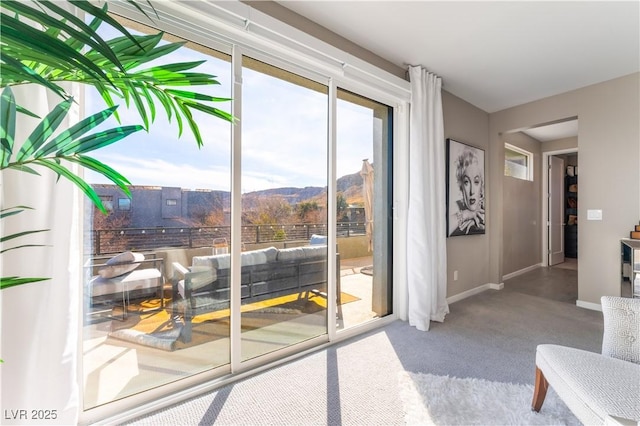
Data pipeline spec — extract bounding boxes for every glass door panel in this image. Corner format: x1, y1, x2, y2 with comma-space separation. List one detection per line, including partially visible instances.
336, 89, 393, 330
240, 57, 329, 361
82, 19, 232, 409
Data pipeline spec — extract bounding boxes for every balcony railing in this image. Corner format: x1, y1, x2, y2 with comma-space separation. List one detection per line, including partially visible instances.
87, 222, 366, 255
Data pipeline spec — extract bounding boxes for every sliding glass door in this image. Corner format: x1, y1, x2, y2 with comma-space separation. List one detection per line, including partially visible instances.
336, 89, 393, 331
81, 12, 394, 414
240, 57, 329, 360
82, 19, 233, 409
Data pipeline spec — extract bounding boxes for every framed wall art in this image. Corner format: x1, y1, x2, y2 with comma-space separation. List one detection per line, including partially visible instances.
446, 138, 485, 237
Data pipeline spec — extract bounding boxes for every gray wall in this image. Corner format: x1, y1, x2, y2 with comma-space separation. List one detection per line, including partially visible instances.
243, 2, 640, 304
489, 73, 640, 304
543, 136, 578, 153
502, 132, 542, 275
442, 91, 491, 296
242, 1, 405, 80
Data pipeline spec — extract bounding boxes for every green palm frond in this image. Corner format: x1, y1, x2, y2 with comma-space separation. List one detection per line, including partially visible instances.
0, 205, 35, 219
1, 277, 50, 289
1, 12, 113, 91
2, 1, 127, 72
0, 0, 234, 289
0, 1, 234, 147
0, 206, 50, 286
1, 87, 141, 213
0, 228, 49, 246
0, 84, 16, 167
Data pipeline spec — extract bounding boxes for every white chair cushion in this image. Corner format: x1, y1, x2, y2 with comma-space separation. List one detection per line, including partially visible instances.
601, 296, 640, 364
91, 268, 161, 297
536, 344, 640, 425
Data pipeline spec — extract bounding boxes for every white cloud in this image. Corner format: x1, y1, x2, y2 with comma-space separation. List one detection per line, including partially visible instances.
86, 30, 380, 193
86, 154, 231, 191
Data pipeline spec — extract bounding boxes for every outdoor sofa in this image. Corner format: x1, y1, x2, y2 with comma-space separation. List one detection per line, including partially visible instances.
170, 243, 338, 342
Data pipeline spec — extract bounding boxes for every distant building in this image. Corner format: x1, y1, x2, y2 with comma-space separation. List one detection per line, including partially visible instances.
91, 184, 229, 228
91, 184, 364, 229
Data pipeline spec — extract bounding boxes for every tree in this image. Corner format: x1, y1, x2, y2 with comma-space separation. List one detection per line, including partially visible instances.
296, 201, 319, 222
0, 1, 234, 289
92, 205, 132, 254
189, 207, 227, 227
243, 196, 292, 225
336, 192, 348, 221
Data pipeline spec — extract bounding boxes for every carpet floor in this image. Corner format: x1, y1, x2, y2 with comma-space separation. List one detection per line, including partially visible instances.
127, 278, 603, 425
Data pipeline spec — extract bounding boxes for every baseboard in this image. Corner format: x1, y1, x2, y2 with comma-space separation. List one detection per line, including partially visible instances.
576, 300, 602, 312
502, 263, 543, 281
447, 282, 504, 304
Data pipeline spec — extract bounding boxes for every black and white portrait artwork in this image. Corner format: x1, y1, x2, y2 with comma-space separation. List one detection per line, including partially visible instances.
447, 139, 485, 237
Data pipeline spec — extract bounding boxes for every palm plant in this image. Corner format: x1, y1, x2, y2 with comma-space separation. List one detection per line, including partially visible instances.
0, 0, 234, 289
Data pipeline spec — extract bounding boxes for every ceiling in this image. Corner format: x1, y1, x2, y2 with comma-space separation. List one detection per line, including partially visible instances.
275, 1, 639, 141
521, 119, 579, 142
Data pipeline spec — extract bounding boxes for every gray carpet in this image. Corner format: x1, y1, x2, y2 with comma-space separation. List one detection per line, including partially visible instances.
128, 270, 602, 425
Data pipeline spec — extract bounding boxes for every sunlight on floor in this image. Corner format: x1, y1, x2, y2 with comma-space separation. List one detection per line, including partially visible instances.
83, 266, 377, 409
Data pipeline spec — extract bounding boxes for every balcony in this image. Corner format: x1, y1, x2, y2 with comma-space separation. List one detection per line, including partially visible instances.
87, 222, 367, 256
83, 227, 376, 409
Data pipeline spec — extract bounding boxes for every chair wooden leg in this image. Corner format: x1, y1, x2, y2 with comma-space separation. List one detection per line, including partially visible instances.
532, 366, 549, 412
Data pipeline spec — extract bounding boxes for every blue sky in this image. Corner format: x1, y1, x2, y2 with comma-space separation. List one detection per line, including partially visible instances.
86, 26, 375, 193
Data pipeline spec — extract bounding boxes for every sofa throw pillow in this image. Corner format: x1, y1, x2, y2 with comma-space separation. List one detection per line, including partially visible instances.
309, 234, 327, 245
98, 251, 145, 279
601, 296, 640, 364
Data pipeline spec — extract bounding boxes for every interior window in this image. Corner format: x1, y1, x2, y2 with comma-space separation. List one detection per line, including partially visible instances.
505, 144, 533, 181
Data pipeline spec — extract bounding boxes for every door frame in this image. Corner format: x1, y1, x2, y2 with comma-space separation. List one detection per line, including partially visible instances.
548, 155, 565, 266
541, 148, 578, 266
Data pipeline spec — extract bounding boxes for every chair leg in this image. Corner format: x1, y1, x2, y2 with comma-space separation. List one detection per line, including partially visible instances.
532, 366, 549, 412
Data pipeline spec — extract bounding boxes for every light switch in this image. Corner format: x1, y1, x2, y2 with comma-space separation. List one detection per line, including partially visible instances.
587, 209, 602, 220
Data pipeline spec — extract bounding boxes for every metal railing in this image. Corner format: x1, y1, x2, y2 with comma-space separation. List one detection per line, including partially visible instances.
88, 222, 366, 255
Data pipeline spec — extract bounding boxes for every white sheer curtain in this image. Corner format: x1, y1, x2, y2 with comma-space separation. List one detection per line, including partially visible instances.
406, 65, 449, 331
0, 84, 81, 425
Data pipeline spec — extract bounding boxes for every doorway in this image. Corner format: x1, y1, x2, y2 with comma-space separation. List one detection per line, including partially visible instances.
543, 149, 578, 269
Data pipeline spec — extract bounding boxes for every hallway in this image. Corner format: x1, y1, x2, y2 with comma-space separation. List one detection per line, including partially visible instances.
503, 264, 578, 304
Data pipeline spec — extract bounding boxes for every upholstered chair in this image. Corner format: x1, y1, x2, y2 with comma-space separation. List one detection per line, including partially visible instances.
532, 296, 640, 425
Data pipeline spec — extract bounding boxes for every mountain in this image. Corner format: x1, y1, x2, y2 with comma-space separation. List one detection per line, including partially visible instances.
337, 170, 363, 193
242, 186, 325, 205
243, 169, 366, 207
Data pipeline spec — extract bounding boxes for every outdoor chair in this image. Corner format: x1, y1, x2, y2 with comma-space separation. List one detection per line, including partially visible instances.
87, 251, 164, 320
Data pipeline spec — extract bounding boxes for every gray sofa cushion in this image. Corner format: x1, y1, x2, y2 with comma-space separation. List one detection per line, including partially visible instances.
309, 234, 327, 245
276, 247, 306, 262
302, 245, 327, 259
275, 245, 327, 262
193, 246, 278, 270
242, 246, 278, 266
